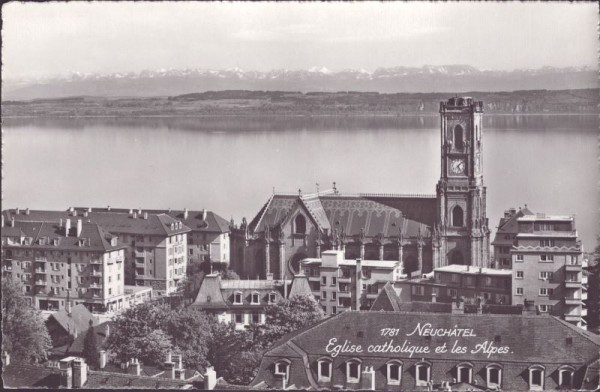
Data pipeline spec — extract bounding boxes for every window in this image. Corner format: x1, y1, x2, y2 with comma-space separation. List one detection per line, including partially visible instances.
539, 304, 552, 313
539, 288, 549, 296
568, 255, 579, 265
268, 292, 277, 303
415, 362, 431, 386
540, 239, 555, 247
485, 277, 493, 286
251, 292, 260, 304
516, 287, 523, 295
322, 291, 327, 299
274, 360, 290, 381
457, 363, 473, 383
332, 292, 337, 301
234, 313, 243, 324
294, 214, 306, 234
449, 288, 458, 297
454, 124, 464, 149
558, 366, 574, 389
516, 271, 524, 279
411, 286, 424, 296
318, 358, 332, 382
331, 277, 337, 286
346, 360, 361, 383
386, 361, 402, 385
321, 276, 327, 285
516, 254, 524, 262
251, 312, 261, 324
331, 306, 337, 314
528, 365, 544, 390
486, 364, 502, 389
233, 292, 243, 305
452, 206, 464, 227
540, 254, 554, 262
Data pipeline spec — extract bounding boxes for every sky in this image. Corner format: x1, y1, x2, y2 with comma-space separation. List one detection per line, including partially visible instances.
2, 2, 598, 79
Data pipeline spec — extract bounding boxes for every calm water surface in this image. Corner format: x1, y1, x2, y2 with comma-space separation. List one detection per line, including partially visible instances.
3, 115, 598, 251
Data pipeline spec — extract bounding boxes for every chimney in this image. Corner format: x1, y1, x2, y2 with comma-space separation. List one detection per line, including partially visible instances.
77, 219, 83, 238
87, 207, 92, 213
99, 350, 107, 369
65, 219, 71, 237
202, 209, 207, 221
72, 358, 88, 388
452, 299, 465, 314
164, 361, 175, 379
203, 366, 217, 390
66, 300, 72, 315
361, 365, 376, 390
128, 358, 141, 376
59, 218, 63, 228
72, 209, 78, 217
59, 360, 73, 388
129, 209, 133, 217
431, 291, 437, 303
83, 211, 88, 218
133, 212, 138, 219
266, 273, 274, 281
138, 208, 142, 215
25, 208, 30, 215
107, 205, 111, 211
143, 212, 148, 220
355, 259, 363, 310
15, 207, 20, 215
183, 208, 188, 220
11, 217, 15, 228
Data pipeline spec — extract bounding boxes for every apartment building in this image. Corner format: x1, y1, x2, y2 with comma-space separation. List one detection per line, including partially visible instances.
392, 264, 512, 305
1, 218, 127, 312
3, 208, 191, 296
301, 250, 404, 315
72, 207, 231, 265
491, 206, 533, 269
510, 213, 585, 328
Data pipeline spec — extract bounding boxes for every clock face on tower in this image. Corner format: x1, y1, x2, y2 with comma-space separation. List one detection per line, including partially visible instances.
449, 158, 466, 175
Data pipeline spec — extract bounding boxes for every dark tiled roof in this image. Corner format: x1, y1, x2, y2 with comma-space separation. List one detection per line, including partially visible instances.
72, 207, 230, 234
48, 304, 98, 336
86, 370, 192, 389
248, 193, 435, 238
52, 322, 111, 357
3, 209, 190, 237
268, 311, 600, 363
492, 207, 534, 244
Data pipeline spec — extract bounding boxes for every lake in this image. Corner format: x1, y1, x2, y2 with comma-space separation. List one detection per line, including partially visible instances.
3, 114, 598, 251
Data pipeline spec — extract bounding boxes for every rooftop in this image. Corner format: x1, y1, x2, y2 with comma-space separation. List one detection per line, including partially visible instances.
434, 264, 512, 276
302, 257, 399, 269
518, 214, 574, 222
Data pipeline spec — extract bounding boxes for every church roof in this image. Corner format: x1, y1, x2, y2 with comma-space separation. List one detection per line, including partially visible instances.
248, 191, 436, 239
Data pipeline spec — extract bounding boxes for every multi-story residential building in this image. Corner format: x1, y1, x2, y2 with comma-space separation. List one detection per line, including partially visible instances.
1, 218, 127, 312
392, 264, 512, 306
3, 208, 191, 296
72, 207, 231, 265
191, 272, 312, 330
491, 206, 533, 269
251, 311, 600, 391
507, 212, 585, 328
301, 250, 404, 315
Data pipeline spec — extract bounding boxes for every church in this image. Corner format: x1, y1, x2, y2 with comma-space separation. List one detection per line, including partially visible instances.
230, 97, 491, 280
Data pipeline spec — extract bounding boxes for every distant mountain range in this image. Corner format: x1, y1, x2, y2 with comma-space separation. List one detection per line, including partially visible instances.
3, 65, 597, 100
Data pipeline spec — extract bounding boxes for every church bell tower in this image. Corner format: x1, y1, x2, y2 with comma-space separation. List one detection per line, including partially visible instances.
434, 97, 490, 268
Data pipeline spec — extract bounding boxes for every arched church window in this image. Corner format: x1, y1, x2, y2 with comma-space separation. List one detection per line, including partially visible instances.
454, 125, 464, 149
295, 214, 306, 234
452, 206, 464, 227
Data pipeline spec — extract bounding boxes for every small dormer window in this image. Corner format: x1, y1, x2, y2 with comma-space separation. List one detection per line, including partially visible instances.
53, 238, 60, 246
233, 291, 243, 305
78, 239, 85, 247
318, 357, 332, 382
346, 359, 361, 383
528, 365, 545, 391
486, 364, 502, 389
251, 292, 260, 305
386, 360, 402, 385
274, 360, 290, 381
558, 365, 574, 389
268, 292, 277, 304
415, 361, 431, 387
456, 362, 473, 384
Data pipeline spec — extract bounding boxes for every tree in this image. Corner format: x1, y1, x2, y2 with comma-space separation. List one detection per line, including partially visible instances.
253, 294, 325, 349
105, 301, 172, 365
166, 307, 215, 370
1, 277, 52, 364
83, 322, 99, 368
220, 268, 240, 280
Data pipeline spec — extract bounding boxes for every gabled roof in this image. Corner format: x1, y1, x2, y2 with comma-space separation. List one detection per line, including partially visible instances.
492, 207, 534, 245
51, 322, 111, 357
370, 282, 401, 311
3, 209, 190, 237
49, 304, 98, 336
2, 221, 125, 252
2, 364, 62, 388
248, 192, 435, 238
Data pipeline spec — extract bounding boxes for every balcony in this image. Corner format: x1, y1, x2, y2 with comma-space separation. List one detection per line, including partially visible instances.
564, 314, 582, 323
338, 291, 352, 298
565, 264, 581, 272
89, 283, 100, 289
564, 297, 582, 306
91, 270, 102, 277
3, 265, 12, 272
35, 280, 47, 286
34, 257, 46, 262
90, 259, 103, 264
134, 249, 145, 258
565, 281, 581, 289
338, 276, 352, 283
366, 292, 379, 299
135, 269, 145, 277
308, 276, 320, 282
34, 268, 46, 274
